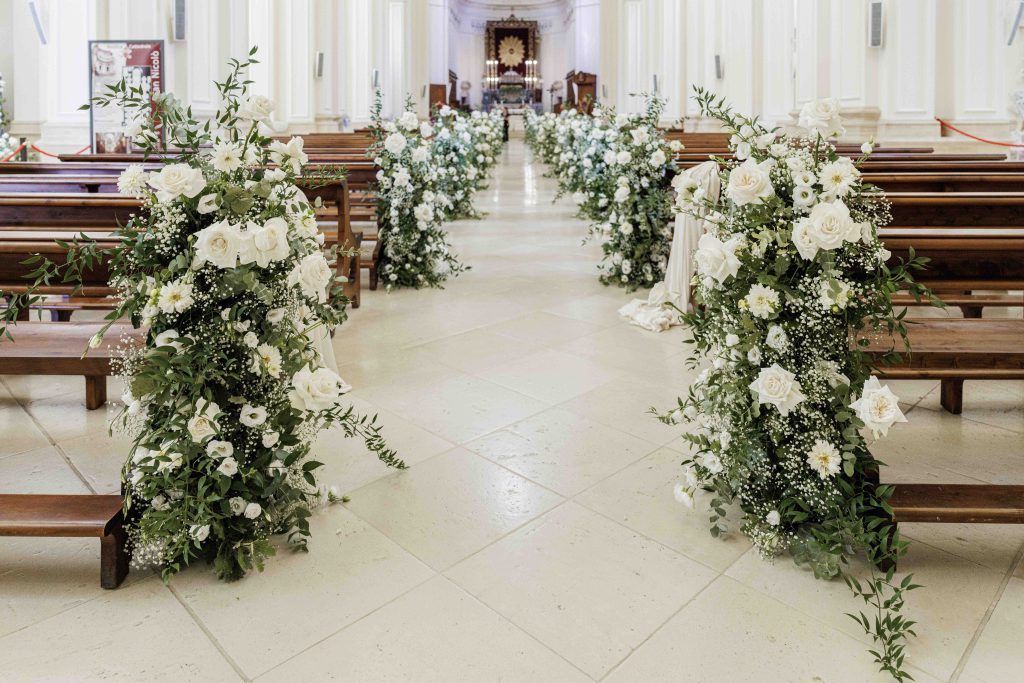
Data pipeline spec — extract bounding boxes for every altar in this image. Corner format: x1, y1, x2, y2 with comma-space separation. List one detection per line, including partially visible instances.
481, 14, 543, 113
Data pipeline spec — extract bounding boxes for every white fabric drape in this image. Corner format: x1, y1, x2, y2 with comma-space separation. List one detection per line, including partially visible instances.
311, 326, 339, 373
618, 161, 721, 331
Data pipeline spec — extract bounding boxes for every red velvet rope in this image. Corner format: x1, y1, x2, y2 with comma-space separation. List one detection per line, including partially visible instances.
0, 142, 26, 162
28, 143, 91, 158
934, 117, 1024, 148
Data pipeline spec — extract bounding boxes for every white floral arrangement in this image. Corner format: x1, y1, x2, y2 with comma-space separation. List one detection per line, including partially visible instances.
18, 51, 404, 581
664, 90, 933, 680
428, 106, 502, 221
526, 98, 680, 290
369, 93, 468, 289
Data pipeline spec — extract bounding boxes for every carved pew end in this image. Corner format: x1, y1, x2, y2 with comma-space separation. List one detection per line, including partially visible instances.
0, 494, 129, 589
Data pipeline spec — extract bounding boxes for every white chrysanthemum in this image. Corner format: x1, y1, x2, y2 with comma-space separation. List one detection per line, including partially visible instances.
806, 439, 841, 479
157, 280, 194, 314
211, 141, 244, 173
117, 164, 149, 196
744, 284, 780, 319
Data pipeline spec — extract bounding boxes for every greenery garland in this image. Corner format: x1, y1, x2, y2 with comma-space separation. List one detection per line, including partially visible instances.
664, 89, 935, 680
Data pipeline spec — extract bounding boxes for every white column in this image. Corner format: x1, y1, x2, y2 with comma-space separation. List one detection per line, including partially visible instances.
828, 0, 880, 138
281, 0, 314, 129
186, 0, 221, 119
618, 0, 645, 113
877, 0, 940, 138
574, 0, 601, 75
947, 0, 1014, 139
758, 0, 794, 127
340, 0, 373, 125
313, 0, 340, 131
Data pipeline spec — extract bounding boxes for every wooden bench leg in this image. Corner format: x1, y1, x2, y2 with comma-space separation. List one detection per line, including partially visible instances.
85, 376, 107, 410
54, 309, 74, 322
99, 515, 129, 589
369, 263, 379, 291
940, 378, 964, 414
959, 305, 983, 319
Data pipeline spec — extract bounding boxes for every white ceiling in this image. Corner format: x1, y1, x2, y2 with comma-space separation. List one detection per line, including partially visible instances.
457, 0, 568, 13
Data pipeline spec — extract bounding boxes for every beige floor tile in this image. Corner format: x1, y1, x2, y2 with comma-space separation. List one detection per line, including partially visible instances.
475, 348, 622, 403
872, 408, 1024, 485
0, 578, 240, 681
357, 372, 547, 445
1, 375, 82, 404
542, 293, 635, 324
576, 447, 750, 571
0, 406, 51, 457
24, 394, 121, 443
482, 311, 607, 346
558, 376, 688, 446
960, 577, 1024, 683
604, 576, 940, 683
466, 407, 658, 496
172, 505, 433, 678
58, 430, 134, 495
345, 448, 563, 570
409, 327, 549, 374
446, 502, 717, 679
0, 444, 87, 494
902, 522, 1024, 574
258, 576, 589, 682
724, 540, 1005, 680
913, 379, 1024, 434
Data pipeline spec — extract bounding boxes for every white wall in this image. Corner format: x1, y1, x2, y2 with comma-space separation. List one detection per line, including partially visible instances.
3, 0, 1021, 147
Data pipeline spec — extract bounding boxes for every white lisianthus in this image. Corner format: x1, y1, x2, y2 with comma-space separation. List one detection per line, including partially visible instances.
694, 233, 742, 284
672, 174, 699, 204
850, 377, 907, 438
673, 483, 694, 508
613, 185, 630, 203
413, 204, 434, 223
243, 331, 259, 348
861, 140, 874, 155
750, 364, 805, 416
147, 163, 207, 203
747, 346, 762, 364
616, 150, 632, 165
798, 98, 845, 137
211, 141, 244, 173
725, 333, 740, 347
288, 364, 351, 412
766, 510, 781, 526
603, 150, 617, 165
268, 136, 309, 174
649, 149, 667, 166
239, 404, 268, 427
384, 132, 407, 155
237, 94, 276, 122
154, 328, 184, 351
796, 200, 859, 258
194, 219, 241, 269
196, 193, 221, 215
726, 159, 775, 206
190, 524, 211, 542
744, 284, 780, 319
819, 279, 854, 311
216, 457, 239, 477
806, 440, 841, 479
117, 164, 149, 196
572, 191, 586, 206
411, 146, 429, 164
266, 308, 287, 324
243, 502, 263, 519
262, 431, 280, 448
792, 185, 816, 211
419, 121, 433, 138
206, 440, 234, 458
288, 252, 334, 303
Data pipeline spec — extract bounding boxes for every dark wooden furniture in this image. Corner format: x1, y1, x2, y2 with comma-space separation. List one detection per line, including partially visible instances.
0, 321, 142, 409
0, 493, 129, 588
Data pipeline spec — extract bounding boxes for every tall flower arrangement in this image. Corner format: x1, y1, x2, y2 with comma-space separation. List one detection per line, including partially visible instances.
9, 51, 403, 581
369, 93, 467, 289
665, 90, 932, 680
427, 106, 502, 221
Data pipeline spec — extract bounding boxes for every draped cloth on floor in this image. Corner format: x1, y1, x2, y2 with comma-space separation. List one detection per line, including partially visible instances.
618, 161, 721, 332
311, 325, 339, 373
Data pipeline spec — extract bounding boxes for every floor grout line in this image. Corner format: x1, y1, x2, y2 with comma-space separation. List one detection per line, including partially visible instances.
165, 581, 254, 682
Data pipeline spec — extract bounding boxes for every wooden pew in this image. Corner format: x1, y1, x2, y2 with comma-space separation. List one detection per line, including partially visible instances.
0, 493, 128, 589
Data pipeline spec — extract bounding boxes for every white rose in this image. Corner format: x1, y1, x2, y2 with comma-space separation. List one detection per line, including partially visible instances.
384, 132, 407, 155
147, 163, 207, 203
187, 403, 220, 442
726, 159, 775, 206
799, 98, 845, 137
766, 510, 781, 526
288, 364, 351, 412
288, 252, 334, 303
194, 219, 241, 269
613, 186, 630, 203
749, 364, 805, 416
243, 502, 263, 519
251, 216, 291, 267
804, 200, 859, 252
217, 457, 239, 477
650, 149, 667, 166
419, 121, 434, 138
850, 377, 907, 438
694, 233, 742, 284
196, 193, 221, 215
616, 150, 632, 165
399, 111, 419, 131
237, 94, 276, 122
412, 146, 429, 164
861, 141, 874, 155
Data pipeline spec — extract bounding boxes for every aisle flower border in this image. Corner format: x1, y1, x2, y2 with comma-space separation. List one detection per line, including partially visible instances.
664, 89, 936, 680
3, 50, 403, 581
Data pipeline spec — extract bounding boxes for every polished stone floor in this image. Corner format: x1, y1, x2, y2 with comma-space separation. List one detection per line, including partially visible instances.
1, 140, 1021, 682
